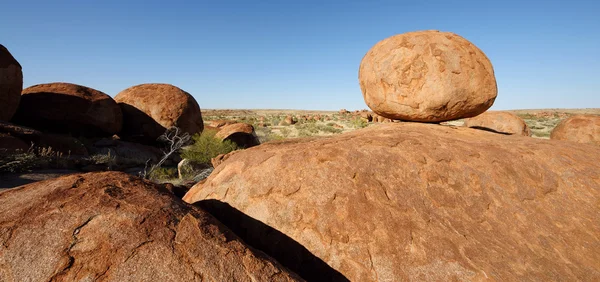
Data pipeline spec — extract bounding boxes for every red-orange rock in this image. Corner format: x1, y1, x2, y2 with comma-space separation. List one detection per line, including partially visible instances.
359, 30, 497, 122
184, 122, 600, 281
0, 44, 22, 121
115, 84, 203, 142
211, 150, 241, 168
550, 114, 600, 145
215, 123, 259, 148
11, 83, 122, 137
464, 111, 531, 136
0, 172, 301, 281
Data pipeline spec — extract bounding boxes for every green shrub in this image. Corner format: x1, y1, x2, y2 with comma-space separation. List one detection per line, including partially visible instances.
280, 127, 291, 137
181, 129, 238, 164
148, 167, 177, 181
351, 118, 368, 129
317, 124, 342, 134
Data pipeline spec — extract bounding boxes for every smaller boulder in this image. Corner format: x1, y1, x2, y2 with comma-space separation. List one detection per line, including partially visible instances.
550, 115, 600, 145
464, 111, 531, 136
285, 116, 297, 125
215, 123, 260, 148
207, 119, 238, 128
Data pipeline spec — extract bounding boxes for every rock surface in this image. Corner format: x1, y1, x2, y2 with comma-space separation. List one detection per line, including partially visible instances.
115, 84, 203, 142
550, 114, 600, 145
464, 111, 531, 136
184, 123, 600, 281
12, 83, 122, 136
0, 44, 23, 121
211, 150, 241, 168
359, 30, 497, 122
0, 172, 301, 281
215, 123, 259, 148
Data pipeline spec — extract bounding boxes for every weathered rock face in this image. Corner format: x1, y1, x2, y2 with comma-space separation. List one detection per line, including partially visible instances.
115, 84, 203, 142
215, 123, 259, 148
184, 123, 600, 282
11, 83, 122, 136
359, 30, 497, 122
0, 45, 22, 122
464, 111, 531, 136
551, 114, 600, 145
0, 172, 301, 282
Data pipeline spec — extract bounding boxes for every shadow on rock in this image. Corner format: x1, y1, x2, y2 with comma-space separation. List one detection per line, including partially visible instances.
469, 126, 512, 135
195, 199, 349, 282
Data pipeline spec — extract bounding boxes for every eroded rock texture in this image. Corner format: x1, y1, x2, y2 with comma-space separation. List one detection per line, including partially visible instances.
359, 30, 497, 122
0, 172, 302, 282
185, 122, 600, 281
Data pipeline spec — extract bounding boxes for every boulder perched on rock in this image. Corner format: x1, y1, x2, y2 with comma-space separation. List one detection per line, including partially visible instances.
184, 123, 600, 281
359, 30, 497, 122
115, 84, 203, 142
215, 123, 259, 148
550, 115, 600, 145
0, 45, 22, 122
464, 111, 531, 136
11, 83, 122, 136
0, 172, 301, 281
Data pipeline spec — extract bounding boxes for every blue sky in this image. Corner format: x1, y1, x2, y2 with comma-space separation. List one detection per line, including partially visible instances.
1, 0, 599, 110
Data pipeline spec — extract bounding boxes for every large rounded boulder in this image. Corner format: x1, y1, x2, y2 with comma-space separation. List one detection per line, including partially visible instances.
359, 30, 497, 122
464, 111, 531, 136
0, 172, 301, 281
0, 44, 23, 121
11, 83, 122, 136
550, 114, 600, 145
115, 84, 203, 142
184, 123, 600, 281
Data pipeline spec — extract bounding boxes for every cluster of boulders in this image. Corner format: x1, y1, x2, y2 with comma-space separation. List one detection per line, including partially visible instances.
0, 44, 212, 172
2, 30, 600, 282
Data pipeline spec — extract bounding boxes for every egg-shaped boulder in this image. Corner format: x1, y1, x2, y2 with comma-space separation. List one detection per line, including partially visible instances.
359, 30, 497, 122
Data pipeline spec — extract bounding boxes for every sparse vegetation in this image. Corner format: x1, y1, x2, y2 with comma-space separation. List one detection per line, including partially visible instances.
181, 129, 238, 164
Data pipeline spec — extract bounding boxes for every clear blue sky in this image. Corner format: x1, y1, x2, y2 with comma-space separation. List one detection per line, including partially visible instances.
1, 0, 599, 110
